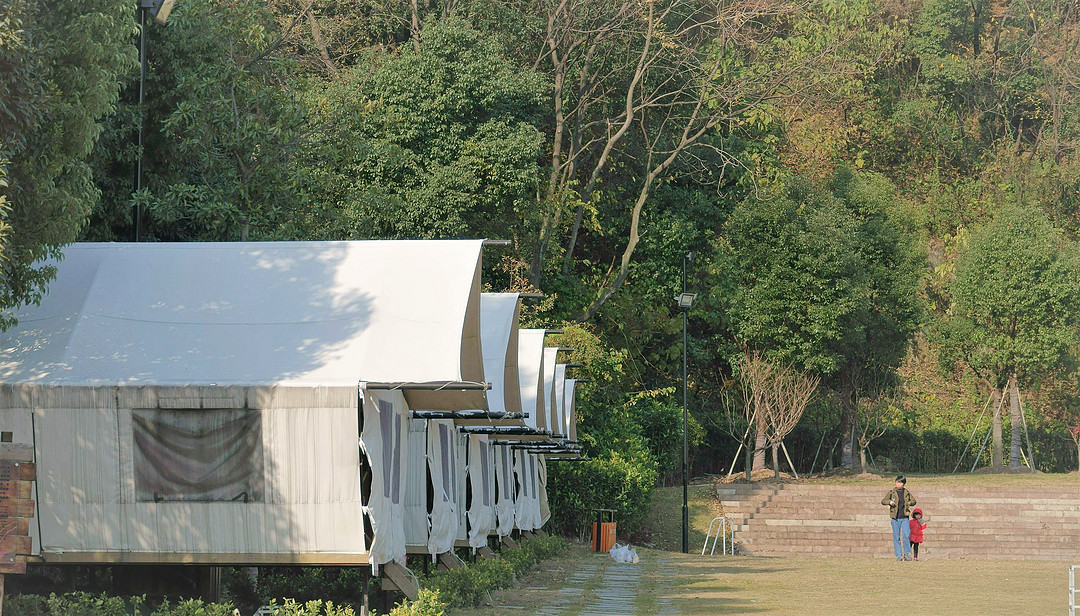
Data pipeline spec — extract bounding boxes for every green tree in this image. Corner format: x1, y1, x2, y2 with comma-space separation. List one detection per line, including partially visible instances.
712, 169, 922, 468
87, 0, 313, 243
944, 204, 1080, 467
0, 0, 135, 327
298, 17, 546, 241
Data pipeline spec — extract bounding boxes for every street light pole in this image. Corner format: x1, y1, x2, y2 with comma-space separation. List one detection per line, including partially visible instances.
134, 0, 177, 242
680, 251, 695, 554
136, 3, 148, 242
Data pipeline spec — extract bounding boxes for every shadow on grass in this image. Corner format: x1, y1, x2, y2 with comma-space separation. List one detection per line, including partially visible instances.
659, 558, 792, 615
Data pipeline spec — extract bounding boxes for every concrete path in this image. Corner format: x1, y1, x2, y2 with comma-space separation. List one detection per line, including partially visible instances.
485, 548, 683, 615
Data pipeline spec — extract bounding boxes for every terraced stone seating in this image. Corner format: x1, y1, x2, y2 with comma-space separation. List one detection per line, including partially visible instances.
718, 483, 1080, 560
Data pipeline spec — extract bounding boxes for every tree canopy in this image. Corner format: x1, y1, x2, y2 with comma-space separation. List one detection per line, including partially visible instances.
7, 0, 1080, 511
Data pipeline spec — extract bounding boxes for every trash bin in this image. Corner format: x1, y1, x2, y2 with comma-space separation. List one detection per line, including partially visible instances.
592, 508, 617, 552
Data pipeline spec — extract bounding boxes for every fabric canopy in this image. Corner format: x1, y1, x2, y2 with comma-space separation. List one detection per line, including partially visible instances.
540, 348, 560, 432
0, 241, 486, 409
564, 380, 578, 440
480, 293, 522, 414
552, 364, 567, 438
517, 330, 547, 431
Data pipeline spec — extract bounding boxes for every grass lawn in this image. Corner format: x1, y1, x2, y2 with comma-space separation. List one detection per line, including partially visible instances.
459, 476, 1079, 615
466, 543, 1069, 615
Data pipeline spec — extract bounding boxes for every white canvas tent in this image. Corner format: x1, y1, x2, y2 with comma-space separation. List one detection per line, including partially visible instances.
564, 379, 579, 441
404, 292, 521, 555
478, 293, 522, 417
516, 330, 548, 432
540, 348, 560, 434
552, 365, 568, 438
0, 240, 486, 570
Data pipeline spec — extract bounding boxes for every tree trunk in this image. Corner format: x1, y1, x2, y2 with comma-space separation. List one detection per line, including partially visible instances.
1075, 437, 1080, 473
772, 442, 780, 479
1008, 374, 1023, 467
991, 386, 1003, 467
409, 0, 421, 49
744, 442, 753, 481
838, 383, 855, 468
859, 446, 867, 471
753, 418, 767, 471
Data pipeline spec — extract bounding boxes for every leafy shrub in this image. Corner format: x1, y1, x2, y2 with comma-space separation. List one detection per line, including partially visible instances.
546, 449, 657, 539
148, 598, 236, 616
255, 567, 368, 609
417, 536, 566, 608
6, 539, 566, 616
261, 599, 356, 616
385, 589, 445, 616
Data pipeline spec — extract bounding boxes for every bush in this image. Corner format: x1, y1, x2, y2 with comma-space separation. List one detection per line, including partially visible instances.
385, 589, 445, 616
546, 449, 657, 539
418, 535, 566, 608
5, 538, 567, 616
255, 567, 368, 609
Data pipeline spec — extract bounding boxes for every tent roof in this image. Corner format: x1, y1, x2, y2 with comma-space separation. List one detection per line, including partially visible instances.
0, 241, 486, 398
517, 329, 547, 430
480, 293, 521, 414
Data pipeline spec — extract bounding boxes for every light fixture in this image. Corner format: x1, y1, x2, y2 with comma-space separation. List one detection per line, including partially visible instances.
142, 0, 176, 24
676, 292, 697, 309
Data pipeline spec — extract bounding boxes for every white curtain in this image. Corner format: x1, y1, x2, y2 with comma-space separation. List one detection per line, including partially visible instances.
538, 454, 550, 527
361, 388, 409, 572
426, 419, 459, 556
495, 444, 516, 536
467, 435, 496, 548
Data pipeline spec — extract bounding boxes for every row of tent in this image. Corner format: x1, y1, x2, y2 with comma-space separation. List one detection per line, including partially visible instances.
0, 240, 582, 580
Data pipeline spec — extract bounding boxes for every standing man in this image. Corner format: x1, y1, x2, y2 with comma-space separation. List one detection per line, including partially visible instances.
881, 475, 916, 561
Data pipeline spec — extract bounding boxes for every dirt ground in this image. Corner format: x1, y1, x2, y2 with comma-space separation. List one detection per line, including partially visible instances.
459, 543, 1069, 616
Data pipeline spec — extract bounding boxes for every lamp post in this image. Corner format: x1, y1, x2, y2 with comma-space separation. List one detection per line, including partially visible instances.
134, 0, 176, 241
677, 252, 696, 554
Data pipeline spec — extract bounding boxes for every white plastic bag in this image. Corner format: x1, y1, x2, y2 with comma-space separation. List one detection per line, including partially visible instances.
609, 542, 640, 563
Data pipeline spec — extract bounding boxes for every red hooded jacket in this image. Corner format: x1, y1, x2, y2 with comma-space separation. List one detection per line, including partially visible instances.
909, 508, 927, 542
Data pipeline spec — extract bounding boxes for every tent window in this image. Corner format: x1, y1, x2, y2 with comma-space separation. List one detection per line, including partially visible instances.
529, 455, 537, 499
439, 423, 452, 502
479, 441, 491, 507
502, 448, 513, 495
133, 408, 264, 503
378, 400, 402, 505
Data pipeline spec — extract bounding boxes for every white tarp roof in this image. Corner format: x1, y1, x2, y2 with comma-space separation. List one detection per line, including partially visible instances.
480, 293, 521, 414
540, 348, 559, 432
564, 379, 578, 440
553, 364, 567, 438
0, 241, 486, 408
517, 330, 547, 430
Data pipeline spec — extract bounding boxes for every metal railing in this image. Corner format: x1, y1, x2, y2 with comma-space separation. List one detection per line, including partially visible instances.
702, 516, 733, 556
1071, 565, 1079, 615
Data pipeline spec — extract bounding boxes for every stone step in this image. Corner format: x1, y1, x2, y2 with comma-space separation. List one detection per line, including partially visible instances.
736, 530, 1079, 543
718, 483, 1080, 560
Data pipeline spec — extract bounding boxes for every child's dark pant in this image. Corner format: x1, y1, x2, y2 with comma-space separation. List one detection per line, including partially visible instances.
912, 542, 920, 558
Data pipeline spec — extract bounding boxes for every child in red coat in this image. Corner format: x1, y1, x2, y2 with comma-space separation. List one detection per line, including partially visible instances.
909, 508, 928, 560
